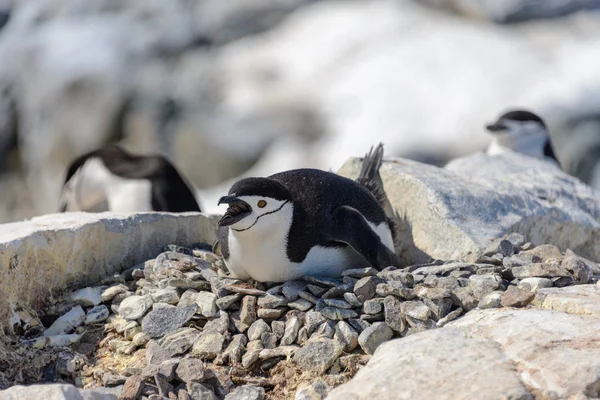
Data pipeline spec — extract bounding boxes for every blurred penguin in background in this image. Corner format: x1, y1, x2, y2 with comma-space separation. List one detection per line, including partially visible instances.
60, 144, 201, 213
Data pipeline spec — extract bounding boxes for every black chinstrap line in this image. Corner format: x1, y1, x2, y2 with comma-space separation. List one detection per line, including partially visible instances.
232, 200, 290, 232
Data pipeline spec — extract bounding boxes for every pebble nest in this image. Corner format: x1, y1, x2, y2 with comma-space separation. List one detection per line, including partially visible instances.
3, 233, 598, 399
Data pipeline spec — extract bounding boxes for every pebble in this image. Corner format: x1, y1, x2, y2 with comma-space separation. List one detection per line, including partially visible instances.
450, 287, 478, 311
160, 328, 201, 355
358, 322, 393, 355
257, 308, 285, 319
230, 311, 250, 333
225, 385, 266, 400
383, 296, 405, 333
188, 382, 218, 400
288, 298, 314, 311
304, 311, 327, 335
132, 331, 150, 347
248, 319, 271, 341
311, 320, 336, 339
240, 296, 258, 325
70, 286, 104, 307
217, 293, 243, 310
323, 298, 354, 309
281, 316, 302, 345
478, 291, 504, 309
307, 285, 327, 297
343, 292, 363, 307
353, 277, 379, 302
468, 274, 502, 300
262, 332, 279, 349
44, 306, 85, 336
334, 321, 359, 351
176, 357, 206, 383
401, 300, 431, 321
348, 319, 371, 333
85, 305, 110, 325
293, 338, 343, 374
196, 292, 218, 318
271, 320, 286, 339
121, 376, 144, 400
242, 340, 263, 368
519, 277, 553, 291
118, 295, 154, 320
151, 288, 180, 305
436, 308, 463, 327
260, 346, 297, 360
322, 284, 353, 299
320, 307, 358, 321
376, 281, 414, 299
298, 291, 319, 304
203, 311, 230, 334
191, 331, 225, 360
511, 262, 568, 279
221, 334, 247, 365
295, 380, 330, 400
282, 280, 308, 300
225, 283, 266, 296
363, 299, 383, 315
141, 304, 198, 338
342, 268, 378, 278
422, 297, 452, 320
257, 294, 288, 308
302, 276, 340, 287
101, 284, 128, 302
296, 327, 309, 345
501, 285, 535, 308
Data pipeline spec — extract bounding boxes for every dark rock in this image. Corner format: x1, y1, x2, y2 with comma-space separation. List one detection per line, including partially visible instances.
282, 281, 308, 300
121, 376, 144, 400
383, 296, 405, 333
353, 277, 381, 302
187, 382, 218, 400
220, 334, 247, 365
561, 250, 593, 284
176, 358, 206, 384
358, 322, 393, 355
160, 328, 201, 356
468, 274, 502, 300
142, 305, 197, 339
320, 307, 358, 321
451, 287, 478, 311
501, 285, 535, 308
375, 281, 414, 299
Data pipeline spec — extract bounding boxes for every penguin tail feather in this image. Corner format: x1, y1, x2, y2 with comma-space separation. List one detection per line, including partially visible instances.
356, 142, 386, 206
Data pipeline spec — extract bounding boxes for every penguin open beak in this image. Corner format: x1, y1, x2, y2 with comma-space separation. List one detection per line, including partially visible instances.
218, 196, 252, 227
486, 121, 506, 133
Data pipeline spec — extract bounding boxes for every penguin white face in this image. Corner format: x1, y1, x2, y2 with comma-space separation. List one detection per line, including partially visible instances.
486, 110, 551, 157
218, 177, 294, 235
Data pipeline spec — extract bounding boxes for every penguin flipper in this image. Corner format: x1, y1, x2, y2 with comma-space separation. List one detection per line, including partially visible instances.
329, 205, 402, 270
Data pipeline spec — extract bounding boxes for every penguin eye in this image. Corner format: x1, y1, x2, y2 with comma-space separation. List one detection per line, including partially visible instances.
257, 200, 267, 208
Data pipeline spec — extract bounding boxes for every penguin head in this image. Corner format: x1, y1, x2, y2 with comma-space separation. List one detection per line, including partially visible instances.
218, 177, 293, 234
485, 110, 553, 157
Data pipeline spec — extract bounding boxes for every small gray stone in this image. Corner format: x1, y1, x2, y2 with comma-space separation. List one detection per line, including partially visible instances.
282, 280, 308, 300
242, 340, 263, 368
293, 338, 343, 374
257, 308, 285, 319
133, 331, 150, 347
160, 328, 201, 355
151, 288, 180, 305
203, 311, 230, 334
101, 284, 128, 302
158, 359, 179, 381
323, 299, 353, 309
511, 262, 568, 279
147, 340, 177, 365
377, 270, 415, 287
102, 373, 127, 387
191, 331, 225, 360
225, 385, 265, 400
248, 319, 271, 341
320, 307, 358, 321
71, 286, 104, 307
305, 311, 327, 336
353, 277, 380, 302
295, 380, 330, 400
553, 276, 575, 287
260, 346, 297, 360
221, 334, 247, 365
376, 281, 414, 299
311, 320, 336, 339
217, 293, 243, 310
401, 301, 431, 321
519, 277, 553, 291
383, 296, 405, 333
240, 296, 258, 325
288, 298, 314, 312
468, 274, 502, 300
261, 332, 279, 349
302, 276, 340, 287
85, 305, 110, 325
188, 382, 218, 400
224, 283, 266, 296
281, 316, 302, 346
119, 295, 154, 320
176, 357, 206, 383
451, 287, 478, 311
230, 311, 250, 333
343, 292, 363, 307
422, 298, 453, 321
501, 285, 535, 308
435, 307, 463, 327
197, 292, 218, 318
322, 284, 353, 299
334, 321, 359, 351
358, 322, 394, 355
348, 319, 371, 333
298, 291, 319, 304
296, 326, 309, 345
561, 250, 593, 284
272, 320, 286, 339
307, 285, 327, 297
142, 305, 197, 339
484, 239, 515, 258
478, 291, 503, 309
257, 294, 288, 308
121, 376, 144, 400
363, 299, 383, 315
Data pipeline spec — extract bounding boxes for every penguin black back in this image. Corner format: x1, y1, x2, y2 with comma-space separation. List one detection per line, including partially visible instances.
63, 144, 201, 213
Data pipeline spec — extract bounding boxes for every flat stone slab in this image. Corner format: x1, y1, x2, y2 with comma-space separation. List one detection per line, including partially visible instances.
531, 284, 600, 317
0, 212, 217, 333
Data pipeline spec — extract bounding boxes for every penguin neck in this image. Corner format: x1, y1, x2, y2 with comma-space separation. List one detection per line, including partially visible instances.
488, 131, 549, 159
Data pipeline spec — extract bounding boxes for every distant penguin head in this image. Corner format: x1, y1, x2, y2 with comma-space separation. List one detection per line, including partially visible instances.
218, 177, 293, 234
485, 110, 554, 158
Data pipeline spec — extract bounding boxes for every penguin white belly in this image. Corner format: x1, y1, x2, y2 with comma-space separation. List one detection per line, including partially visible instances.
106, 178, 153, 212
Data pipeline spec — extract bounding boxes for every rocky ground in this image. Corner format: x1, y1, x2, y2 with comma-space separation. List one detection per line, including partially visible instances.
1, 232, 598, 399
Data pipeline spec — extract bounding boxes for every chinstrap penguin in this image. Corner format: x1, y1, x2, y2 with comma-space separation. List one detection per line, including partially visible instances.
485, 110, 559, 164
214, 143, 402, 283
60, 144, 201, 213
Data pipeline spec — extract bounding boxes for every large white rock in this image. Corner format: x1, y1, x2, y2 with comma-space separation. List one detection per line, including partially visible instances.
329, 298, 600, 400
338, 152, 600, 264
0, 383, 120, 400
0, 212, 217, 332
